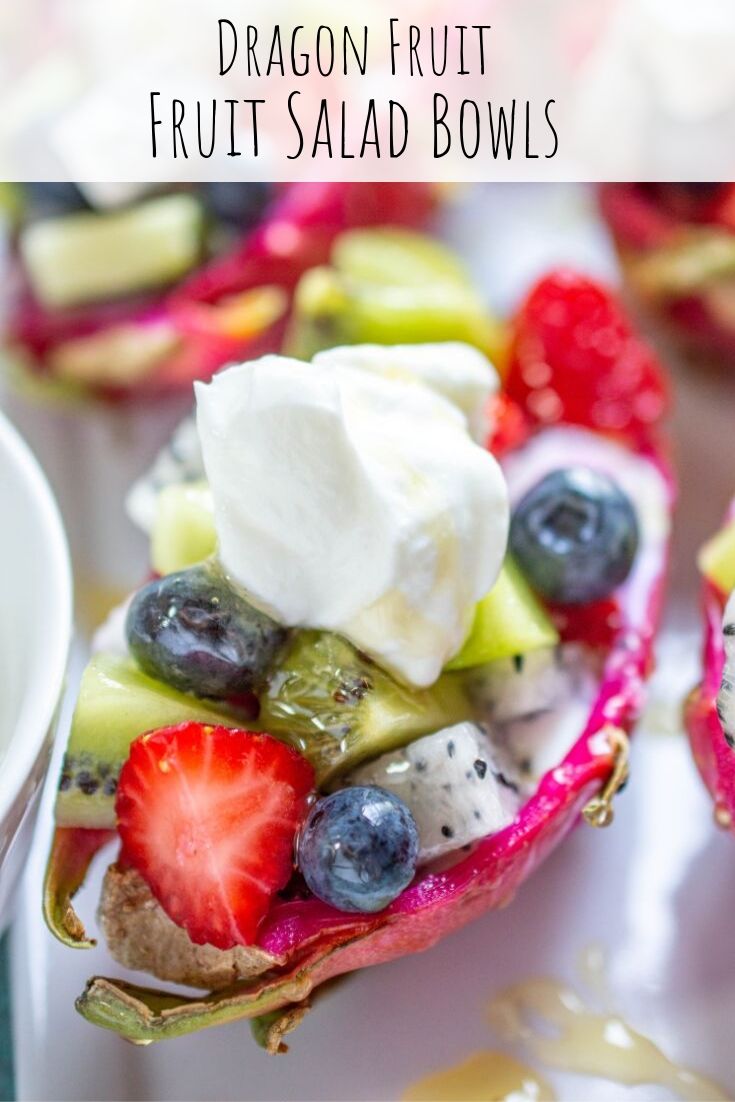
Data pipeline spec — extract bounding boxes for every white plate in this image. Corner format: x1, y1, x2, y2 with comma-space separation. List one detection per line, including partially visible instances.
0, 410, 71, 932
11, 185, 735, 1101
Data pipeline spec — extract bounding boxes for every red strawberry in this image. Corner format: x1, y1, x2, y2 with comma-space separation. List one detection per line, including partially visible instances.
116, 723, 314, 949
548, 597, 622, 650
486, 392, 531, 458
506, 270, 669, 442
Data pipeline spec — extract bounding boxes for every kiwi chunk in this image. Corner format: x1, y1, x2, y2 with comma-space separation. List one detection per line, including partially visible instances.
58, 635, 470, 825
333, 228, 470, 288
699, 518, 735, 594
445, 559, 559, 671
285, 229, 506, 363
258, 631, 472, 784
20, 194, 205, 309
150, 481, 216, 576
56, 654, 236, 829
632, 230, 735, 299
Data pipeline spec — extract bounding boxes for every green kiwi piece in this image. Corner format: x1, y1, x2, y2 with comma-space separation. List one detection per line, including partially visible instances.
332, 227, 470, 288
150, 481, 216, 576
19, 193, 205, 309
286, 265, 499, 362
284, 228, 505, 362
445, 559, 559, 670
258, 631, 472, 784
55, 654, 237, 830
633, 230, 735, 298
58, 633, 471, 829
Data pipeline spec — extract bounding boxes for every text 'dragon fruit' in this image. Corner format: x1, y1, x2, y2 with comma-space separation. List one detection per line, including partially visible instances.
297, 786, 419, 913
126, 563, 289, 700
506, 269, 668, 440
116, 723, 314, 949
510, 468, 639, 604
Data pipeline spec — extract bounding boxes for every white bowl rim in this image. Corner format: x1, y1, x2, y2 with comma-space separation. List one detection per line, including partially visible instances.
0, 411, 72, 826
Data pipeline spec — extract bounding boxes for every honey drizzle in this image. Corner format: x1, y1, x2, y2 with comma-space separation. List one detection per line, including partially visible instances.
401, 1050, 554, 1101
487, 973, 728, 1101
402, 947, 729, 1101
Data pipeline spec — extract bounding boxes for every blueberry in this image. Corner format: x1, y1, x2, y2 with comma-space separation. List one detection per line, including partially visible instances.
203, 183, 272, 230
298, 786, 419, 913
125, 563, 288, 699
509, 467, 639, 604
25, 183, 89, 218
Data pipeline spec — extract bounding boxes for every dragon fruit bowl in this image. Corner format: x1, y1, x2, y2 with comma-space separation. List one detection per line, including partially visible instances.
43, 252, 674, 1047
685, 499, 735, 829
599, 183, 735, 368
6, 182, 439, 404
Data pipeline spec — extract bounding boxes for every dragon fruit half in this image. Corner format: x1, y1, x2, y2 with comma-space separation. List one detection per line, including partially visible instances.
43, 270, 675, 1047
685, 500, 735, 827
7, 183, 438, 403
599, 183, 735, 366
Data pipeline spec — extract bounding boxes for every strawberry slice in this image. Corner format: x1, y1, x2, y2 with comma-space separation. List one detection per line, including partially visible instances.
505, 269, 669, 443
116, 723, 314, 949
486, 392, 531, 458
548, 597, 623, 650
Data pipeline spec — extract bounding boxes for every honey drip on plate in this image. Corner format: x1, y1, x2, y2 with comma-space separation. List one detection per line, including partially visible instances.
401, 1051, 554, 1101
487, 949, 728, 1101
402, 947, 729, 1101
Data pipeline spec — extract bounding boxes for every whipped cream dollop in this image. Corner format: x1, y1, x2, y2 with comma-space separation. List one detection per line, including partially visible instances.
196, 350, 509, 687
313, 342, 499, 443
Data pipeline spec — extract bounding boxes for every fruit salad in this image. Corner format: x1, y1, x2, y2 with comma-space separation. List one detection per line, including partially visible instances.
600, 183, 735, 365
686, 503, 735, 827
5, 182, 438, 401
44, 254, 674, 1047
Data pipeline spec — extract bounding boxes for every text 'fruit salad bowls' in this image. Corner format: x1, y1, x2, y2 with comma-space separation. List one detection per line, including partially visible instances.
599, 183, 735, 368
44, 258, 674, 1049
686, 504, 735, 828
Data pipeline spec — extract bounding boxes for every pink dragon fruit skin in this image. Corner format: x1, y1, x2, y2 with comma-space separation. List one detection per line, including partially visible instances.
8, 183, 439, 403
685, 505, 735, 828
69, 428, 675, 1044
